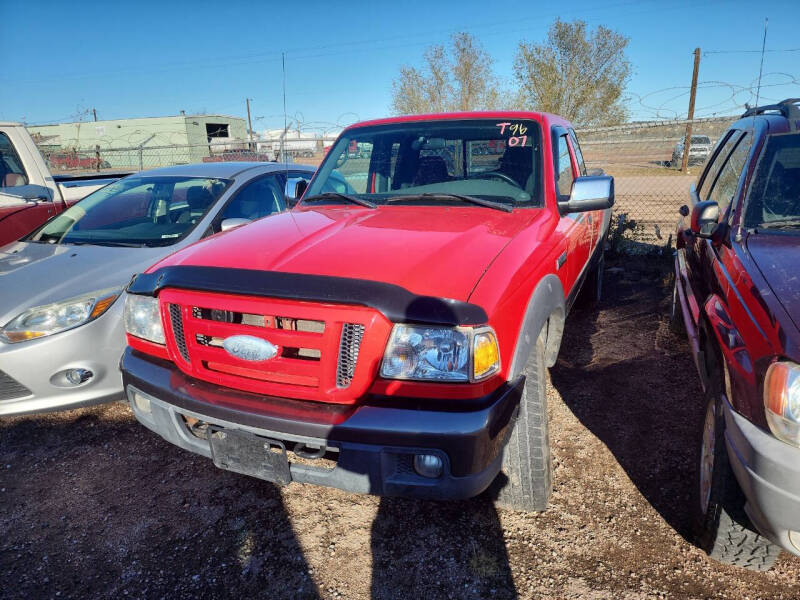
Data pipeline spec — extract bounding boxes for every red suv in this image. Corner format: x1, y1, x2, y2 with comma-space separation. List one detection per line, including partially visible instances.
673, 98, 800, 569
120, 112, 613, 511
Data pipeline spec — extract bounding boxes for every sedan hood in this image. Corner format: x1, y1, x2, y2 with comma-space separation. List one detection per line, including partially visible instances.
747, 233, 800, 332
0, 242, 169, 324
152, 206, 545, 301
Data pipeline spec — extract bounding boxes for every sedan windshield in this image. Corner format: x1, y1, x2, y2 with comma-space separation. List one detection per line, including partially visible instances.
304, 119, 542, 208
744, 132, 800, 230
28, 176, 230, 247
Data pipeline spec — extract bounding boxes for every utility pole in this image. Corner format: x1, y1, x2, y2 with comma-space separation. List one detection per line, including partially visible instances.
246, 98, 254, 150
681, 48, 701, 173
92, 108, 98, 122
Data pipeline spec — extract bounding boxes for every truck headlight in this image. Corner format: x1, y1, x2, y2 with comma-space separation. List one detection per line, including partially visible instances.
0, 288, 120, 343
764, 361, 800, 447
123, 294, 165, 344
380, 325, 500, 382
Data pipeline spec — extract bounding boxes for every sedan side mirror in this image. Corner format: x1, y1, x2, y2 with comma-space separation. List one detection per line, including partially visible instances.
690, 200, 719, 238
220, 218, 251, 232
285, 178, 309, 202
558, 175, 614, 214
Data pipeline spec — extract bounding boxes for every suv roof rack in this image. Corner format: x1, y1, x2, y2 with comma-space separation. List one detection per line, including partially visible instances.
741, 98, 800, 131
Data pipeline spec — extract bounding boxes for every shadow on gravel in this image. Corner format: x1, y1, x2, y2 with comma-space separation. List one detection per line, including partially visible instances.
370, 497, 516, 600
0, 410, 321, 599
550, 261, 704, 545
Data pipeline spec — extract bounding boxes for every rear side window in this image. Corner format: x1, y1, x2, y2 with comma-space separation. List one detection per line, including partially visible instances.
554, 134, 574, 197
0, 132, 29, 188
568, 129, 587, 176
707, 133, 752, 217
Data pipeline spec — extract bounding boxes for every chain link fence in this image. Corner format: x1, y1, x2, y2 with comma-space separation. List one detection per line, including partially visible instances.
34, 116, 739, 251
574, 116, 735, 251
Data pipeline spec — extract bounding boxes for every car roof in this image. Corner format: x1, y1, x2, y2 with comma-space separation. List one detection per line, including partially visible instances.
136, 162, 315, 179
343, 110, 573, 131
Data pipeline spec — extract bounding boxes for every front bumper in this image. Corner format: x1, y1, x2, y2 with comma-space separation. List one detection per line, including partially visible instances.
122, 347, 523, 500
724, 398, 800, 556
0, 301, 126, 416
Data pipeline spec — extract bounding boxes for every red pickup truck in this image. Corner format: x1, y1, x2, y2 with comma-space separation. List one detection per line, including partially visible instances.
120, 112, 613, 510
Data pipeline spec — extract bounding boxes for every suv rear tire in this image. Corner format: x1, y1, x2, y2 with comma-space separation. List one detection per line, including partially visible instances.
577, 252, 604, 309
492, 330, 552, 511
693, 370, 781, 571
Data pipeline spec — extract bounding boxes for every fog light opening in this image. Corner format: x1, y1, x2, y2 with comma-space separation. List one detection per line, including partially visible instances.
132, 391, 151, 414
790, 531, 800, 552
65, 368, 93, 386
413, 454, 443, 478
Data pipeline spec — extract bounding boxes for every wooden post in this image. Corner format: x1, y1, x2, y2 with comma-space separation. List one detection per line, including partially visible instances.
681, 48, 701, 173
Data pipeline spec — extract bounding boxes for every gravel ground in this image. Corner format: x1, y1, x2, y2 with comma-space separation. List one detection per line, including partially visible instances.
2, 257, 799, 600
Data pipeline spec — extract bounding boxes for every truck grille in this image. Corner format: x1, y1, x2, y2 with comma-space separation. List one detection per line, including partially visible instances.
0, 370, 32, 401
158, 289, 392, 404
337, 324, 365, 388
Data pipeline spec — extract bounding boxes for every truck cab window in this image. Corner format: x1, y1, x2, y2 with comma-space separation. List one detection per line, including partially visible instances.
555, 134, 574, 197
0, 132, 29, 188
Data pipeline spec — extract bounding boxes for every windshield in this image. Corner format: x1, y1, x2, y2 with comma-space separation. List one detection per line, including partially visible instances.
744, 132, 800, 229
28, 176, 230, 247
692, 136, 711, 144
304, 119, 542, 208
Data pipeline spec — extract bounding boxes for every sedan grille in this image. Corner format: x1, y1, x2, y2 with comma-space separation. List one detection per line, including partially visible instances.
0, 370, 32, 401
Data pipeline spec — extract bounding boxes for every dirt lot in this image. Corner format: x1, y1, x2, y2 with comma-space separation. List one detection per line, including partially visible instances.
2, 258, 799, 600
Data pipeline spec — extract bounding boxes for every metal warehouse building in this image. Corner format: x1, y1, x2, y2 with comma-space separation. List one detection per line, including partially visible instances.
28, 114, 248, 169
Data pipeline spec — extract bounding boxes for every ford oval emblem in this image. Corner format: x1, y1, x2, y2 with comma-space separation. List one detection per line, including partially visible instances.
222, 335, 279, 362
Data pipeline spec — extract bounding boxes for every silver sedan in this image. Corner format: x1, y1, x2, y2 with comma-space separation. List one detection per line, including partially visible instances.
0, 161, 315, 416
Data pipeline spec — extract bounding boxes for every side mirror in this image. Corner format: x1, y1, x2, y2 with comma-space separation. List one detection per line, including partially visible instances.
690, 200, 719, 238
220, 218, 251, 232
559, 175, 614, 214
285, 177, 308, 202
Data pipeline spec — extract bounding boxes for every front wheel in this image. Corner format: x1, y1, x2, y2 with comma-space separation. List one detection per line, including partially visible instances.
491, 330, 552, 511
692, 371, 781, 571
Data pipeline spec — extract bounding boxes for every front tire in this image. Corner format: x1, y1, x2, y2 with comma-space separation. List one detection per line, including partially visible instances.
492, 330, 552, 511
693, 371, 781, 571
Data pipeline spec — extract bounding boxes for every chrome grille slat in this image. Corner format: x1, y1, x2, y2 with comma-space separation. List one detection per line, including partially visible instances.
0, 370, 32, 401
336, 324, 365, 388
169, 304, 190, 363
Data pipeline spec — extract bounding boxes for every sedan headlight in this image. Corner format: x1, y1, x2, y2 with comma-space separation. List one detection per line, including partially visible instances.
380, 325, 500, 382
0, 288, 120, 343
123, 294, 165, 344
764, 361, 800, 447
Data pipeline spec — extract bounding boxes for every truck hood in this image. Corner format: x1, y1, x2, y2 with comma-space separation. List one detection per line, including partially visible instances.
152, 206, 546, 301
747, 233, 800, 332
0, 241, 168, 324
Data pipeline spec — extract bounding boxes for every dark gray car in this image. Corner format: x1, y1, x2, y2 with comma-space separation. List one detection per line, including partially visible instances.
0, 161, 315, 416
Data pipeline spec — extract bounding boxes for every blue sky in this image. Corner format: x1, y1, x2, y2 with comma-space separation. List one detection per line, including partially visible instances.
1, 0, 798, 133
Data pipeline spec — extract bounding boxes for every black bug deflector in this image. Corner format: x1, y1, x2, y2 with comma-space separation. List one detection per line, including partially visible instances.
127, 266, 489, 327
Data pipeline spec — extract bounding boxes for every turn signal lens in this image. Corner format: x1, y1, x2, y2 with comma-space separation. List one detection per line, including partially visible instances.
764, 361, 800, 448
473, 330, 500, 380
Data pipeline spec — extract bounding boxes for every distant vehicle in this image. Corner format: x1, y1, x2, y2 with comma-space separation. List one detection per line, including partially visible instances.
673, 98, 800, 570
47, 150, 110, 171
1, 122, 128, 248
202, 149, 272, 163
0, 161, 315, 416
672, 135, 713, 167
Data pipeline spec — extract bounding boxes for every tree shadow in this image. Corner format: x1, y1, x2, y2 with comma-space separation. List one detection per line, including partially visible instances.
370, 496, 516, 600
549, 263, 704, 544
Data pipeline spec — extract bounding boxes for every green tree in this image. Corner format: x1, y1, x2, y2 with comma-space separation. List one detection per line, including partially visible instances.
391, 32, 501, 114
513, 19, 631, 126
